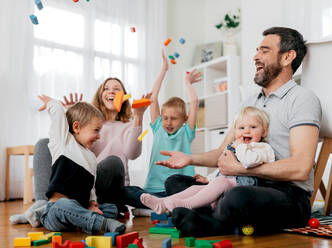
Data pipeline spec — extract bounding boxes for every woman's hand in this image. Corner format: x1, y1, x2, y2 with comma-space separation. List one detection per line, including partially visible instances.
88, 200, 103, 215
38, 95, 52, 111
62, 93, 83, 109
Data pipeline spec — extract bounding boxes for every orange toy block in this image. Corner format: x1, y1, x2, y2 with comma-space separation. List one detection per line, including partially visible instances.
132, 238, 144, 248
116, 231, 139, 248
164, 38, 171, 46
170, 59, 176, 64
114, 90, 124, 112
52, 235, 62, 247
14, 237, 31, 247
131, 98, 151, 109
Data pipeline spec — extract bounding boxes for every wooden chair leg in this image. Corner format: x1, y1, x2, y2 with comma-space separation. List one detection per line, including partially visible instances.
311, 137, 332, 207
5, 149, 10, 201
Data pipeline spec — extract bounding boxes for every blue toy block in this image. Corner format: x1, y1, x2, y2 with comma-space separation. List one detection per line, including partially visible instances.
174, 52, 180, 58
30, 14, 39, 25
34, 0, 43, 10
162, 238, 171, 248
151, 212, 168, 221
104, 232, 119, 246
156, 223, 171, 228
179, 38, 185, 44
168, 217, 174, 227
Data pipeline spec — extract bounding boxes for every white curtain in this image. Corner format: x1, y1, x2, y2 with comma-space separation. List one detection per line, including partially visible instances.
0, 0, 166, 200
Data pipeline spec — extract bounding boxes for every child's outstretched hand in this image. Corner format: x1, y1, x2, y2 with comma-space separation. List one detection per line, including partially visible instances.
161, 49, 169, 72
38, 94, 52, 111
193, 174, 209, 184
88, 201, 103, 215
62, 92, 83, 109
185, 69, 203, 84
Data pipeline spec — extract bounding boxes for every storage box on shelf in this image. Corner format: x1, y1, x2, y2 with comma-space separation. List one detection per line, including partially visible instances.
184, 55, 240, 176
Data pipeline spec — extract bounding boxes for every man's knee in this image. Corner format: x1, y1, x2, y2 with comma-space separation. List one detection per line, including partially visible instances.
34, 138, 50, 154
97, 156, 124, 175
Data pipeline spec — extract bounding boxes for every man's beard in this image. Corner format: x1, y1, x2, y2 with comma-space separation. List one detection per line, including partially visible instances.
254, 58, 282, 88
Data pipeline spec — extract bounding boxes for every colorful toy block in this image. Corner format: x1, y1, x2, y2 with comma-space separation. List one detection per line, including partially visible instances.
162, 238, 171, 248
52, 235, 62, 246
123, 94, 132, 101
149, 227, 175, 234
116, 231, 139, 248
114, 90, 124, 112
32, 239, 49, 246
130, 27, 136, 32
179, 38, 185, 44
152, 220, 160, 224
138, 129, 148, 142
14, 237, 31, 247
128, 245, 138, 248
212, 240, 232, 248
53, 240, 71, 248
86, 236, 112, 248
34, 0, 43, 10
170, 229, 181, 238
39, 232, 56, 242
185, 237, 195, 247
164, 38, 171, 46
104, 232, 119, 246
132, 238, 144, 248
70, 241, 85, 248
30, 14, 39, 25
73, 0, 79, 2
170, 59, 176, 64
167, 217, 174, 227
168, 55, 175, 60
150, 212, 168, 221
156, 223, 171, 228
28, 232, 44, 241
131, 98, 151, 109
174, 52, 180, 58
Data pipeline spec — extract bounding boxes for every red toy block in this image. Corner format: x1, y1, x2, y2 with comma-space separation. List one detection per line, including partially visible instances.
131, 27, 136, 32
131, 98, 151, 109
73, 0, 79, 2
308, 218, 320, 228
132, 238, 144, 248
212, 239, 232, 248
152, 220, 160, 224
70, 241, 85, 248
116, 231, 139, 248
170, 59, 176, 64
164, 38, 171, 46
53, 240, 71, 248
114, 90, 124, 112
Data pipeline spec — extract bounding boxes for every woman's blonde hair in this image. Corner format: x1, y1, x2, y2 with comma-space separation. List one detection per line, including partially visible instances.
161, 97, 187, 119
91, 77, 132, 122
233, 106, 270, 140
66, 102, 104, 134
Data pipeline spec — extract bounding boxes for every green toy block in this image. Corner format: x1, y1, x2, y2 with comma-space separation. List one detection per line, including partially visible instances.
194, 240, 222, 248
170, 230, 181, 238
168, 55, 175, 60
128, 245, 138, 248
185, 237, 196, 247
53, 232, 63, 236
149, 227, 176, 234
32, 239, 49, 246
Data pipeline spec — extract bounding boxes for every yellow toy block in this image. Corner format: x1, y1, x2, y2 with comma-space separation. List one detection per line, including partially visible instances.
28, 232, 44, 241
14, 237, 31, 247
123, 94, 132, 101
138, 129, 148, 142
38, 232, 56, 241
86, 236, 112, 248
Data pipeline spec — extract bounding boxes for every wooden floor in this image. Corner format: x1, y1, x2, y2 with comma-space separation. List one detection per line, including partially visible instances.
1, 200, 332, 248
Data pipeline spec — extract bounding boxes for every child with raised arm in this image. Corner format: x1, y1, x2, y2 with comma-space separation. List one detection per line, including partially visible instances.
141, 106, 275, 214
124, 50, 202, 210
37, 95, 126, 234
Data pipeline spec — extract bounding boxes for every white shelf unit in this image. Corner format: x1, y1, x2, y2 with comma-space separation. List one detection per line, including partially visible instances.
184, 55, 241, 176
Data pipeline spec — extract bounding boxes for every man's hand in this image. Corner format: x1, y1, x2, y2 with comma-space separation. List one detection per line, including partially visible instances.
88, 201, 103, 215
62, 93, 83, 108
218, 150, 243, 176
155, 151, 192, 169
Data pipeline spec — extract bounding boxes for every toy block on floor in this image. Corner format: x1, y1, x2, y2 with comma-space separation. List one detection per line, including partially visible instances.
132, 238, 144, 248
39, 232, 56, 242
52, 235, 62, 246
104, 232, 119, 246
212, 240, 232, 248
69, 241, 85, 248
149, 226, 180, 237
53, 240, 71, 248
28, 232, 44, 241
185, 237, 195, 247
128, 245, 138, 248
114, 90, 124, 112
34, 0, 43, 10
32, 239, 49, 246
14, 237, 31, 247
116, 231, 139, 248
131, 98, 151, 109
150, 212, 168, 221
162, 238, 171, 248
86, 236, 112, 248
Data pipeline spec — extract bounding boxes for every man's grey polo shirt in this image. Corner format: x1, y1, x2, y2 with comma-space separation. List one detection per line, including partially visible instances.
242, 80, 322, 192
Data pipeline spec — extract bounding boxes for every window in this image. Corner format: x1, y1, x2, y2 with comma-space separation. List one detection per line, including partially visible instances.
32, 4, 140, 99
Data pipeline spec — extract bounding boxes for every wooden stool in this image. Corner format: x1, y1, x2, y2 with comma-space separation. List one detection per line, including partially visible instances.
5, 145, 34, 205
